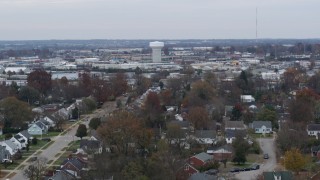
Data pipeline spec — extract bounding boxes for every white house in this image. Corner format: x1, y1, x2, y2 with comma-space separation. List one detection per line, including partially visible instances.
28, 121, 48, 135
10, 137, 23, 149
193, 130, 216, 145
240, 95, 255, 103
307, 124, 320, 139
0, 140, 19, 155
249, 121, 272, 134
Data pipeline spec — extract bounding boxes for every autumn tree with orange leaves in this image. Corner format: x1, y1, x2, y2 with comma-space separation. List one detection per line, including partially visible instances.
97, 111, 152, 156
289, 88, 320, 124
188, 106, 210, 130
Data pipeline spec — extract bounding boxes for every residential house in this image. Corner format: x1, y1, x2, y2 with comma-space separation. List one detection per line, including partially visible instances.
28, 121, 49, 135
79, 140, 102, 154
18, 130, 32, 143
188, 173, 217, 180
0, 140, 19, 155
176, 152, 213, 180
193, 130, 216, 145
225, 120, 246, 131
307, 124, 320, 139
10, 136, 23, 149
43, 115, 56, 128
207, 144, 233, 161
263, 171, 293, 180
249, 121, 272, 134
311, 145, 320, 159
240, 95, 255, 103
48, 170, 76, 180
189, 152, 213, 168
176, 163, 199, 180
0, 145, 11, 162
61, 157, 87, 178
225, 129, 246, 144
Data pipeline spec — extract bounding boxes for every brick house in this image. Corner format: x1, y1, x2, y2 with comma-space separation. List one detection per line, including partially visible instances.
176, 152, 213, 180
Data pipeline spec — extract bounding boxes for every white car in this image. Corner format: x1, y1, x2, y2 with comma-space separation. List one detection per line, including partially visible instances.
2, 159, 12, 163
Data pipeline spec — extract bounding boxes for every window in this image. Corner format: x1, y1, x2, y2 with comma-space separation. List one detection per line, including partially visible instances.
184, 165, 189, 171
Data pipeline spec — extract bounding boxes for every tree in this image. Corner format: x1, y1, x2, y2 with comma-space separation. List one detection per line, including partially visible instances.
256, 107, 278, 129
82, 97, 97, 113
97, 111, 150, 156
89, 118, 101, 130
72, 107, 79, 119
166, 123, 185, 149
76, 124, 87, 139
188, 106, 210, 130
110, 73, 128, 97
121, 161, 147, 180
18, 86, 40, 104
0, 97, 34, 129
283, 148, 307, 174
27, 69, 52, 95
289, 88, 319, 124
135, 75, 151, 96
23, 157, 47, 180
231, 104, 242, 121
232, 133, 250, 165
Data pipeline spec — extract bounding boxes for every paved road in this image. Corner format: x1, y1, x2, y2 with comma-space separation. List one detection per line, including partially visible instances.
7, 98, 123, 180
235, 136, 277, 180
10, 121, 86, 180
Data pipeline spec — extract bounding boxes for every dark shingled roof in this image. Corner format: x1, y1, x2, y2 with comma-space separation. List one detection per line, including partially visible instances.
263, 171, 293, 180
308, 124, 320, 131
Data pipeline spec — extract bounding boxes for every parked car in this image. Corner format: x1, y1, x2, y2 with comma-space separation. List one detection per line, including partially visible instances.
250, 164, 260, 170
1, 159, 12, 163
230, 168, 243, 173
42, 137, 51, 142
30, 156, 37, 162
243, 167, 252, 171
264, 153, 269, 159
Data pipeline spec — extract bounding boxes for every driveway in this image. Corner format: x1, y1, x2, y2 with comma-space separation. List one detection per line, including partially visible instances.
235, 136, 277, 180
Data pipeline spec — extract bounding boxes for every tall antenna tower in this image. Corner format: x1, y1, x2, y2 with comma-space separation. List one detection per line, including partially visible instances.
256, 7, 258, 44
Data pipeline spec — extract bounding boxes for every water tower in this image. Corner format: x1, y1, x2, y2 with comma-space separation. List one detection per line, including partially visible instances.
149, 41, 164, 63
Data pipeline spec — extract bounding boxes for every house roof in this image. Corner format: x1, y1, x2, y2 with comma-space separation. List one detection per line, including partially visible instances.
308, 124, 320, 131
79, 140, 100, 150
35, 121, 47, 129
194, 130, 216, 139
3, 140, 18, 150
225, 129, 246, 138
0, 146, 10, 161
192, 152, 212, 163
311, 145, 320, 152
188, 173, 217, 180
49, 169, 76, 180
211, 144, 233, 153
62, 158, 85, 170
90, 130, 102, 141
225, 120, 245, 129
249, 121, 272, 129
19, 130, 31, 139
168, 120, 190, 129
263, 171, 293, 180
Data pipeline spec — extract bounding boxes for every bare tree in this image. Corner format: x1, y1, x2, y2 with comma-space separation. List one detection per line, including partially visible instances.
23, 157, 48, 180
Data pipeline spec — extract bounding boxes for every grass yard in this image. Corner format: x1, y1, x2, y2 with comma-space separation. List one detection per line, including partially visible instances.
66, 140, 80, 151
42, 141, 55, 150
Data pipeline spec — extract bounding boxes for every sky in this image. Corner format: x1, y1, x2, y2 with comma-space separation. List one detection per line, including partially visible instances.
0, 0, 319, 40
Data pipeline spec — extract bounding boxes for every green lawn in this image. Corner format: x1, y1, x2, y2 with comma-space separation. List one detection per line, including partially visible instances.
66, 140, 80, 151
42, 141, 55, 150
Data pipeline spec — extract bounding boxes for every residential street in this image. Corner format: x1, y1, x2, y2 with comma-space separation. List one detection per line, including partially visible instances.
6, 99, 120, 180
235, 135, 277, 180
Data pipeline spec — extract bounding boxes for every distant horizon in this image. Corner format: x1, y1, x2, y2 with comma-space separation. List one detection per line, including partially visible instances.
0, 0, 319, 40
1, 38, 320, 42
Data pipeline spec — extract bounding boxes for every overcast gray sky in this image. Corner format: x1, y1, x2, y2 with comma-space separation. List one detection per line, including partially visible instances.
0, 0, 319, 40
